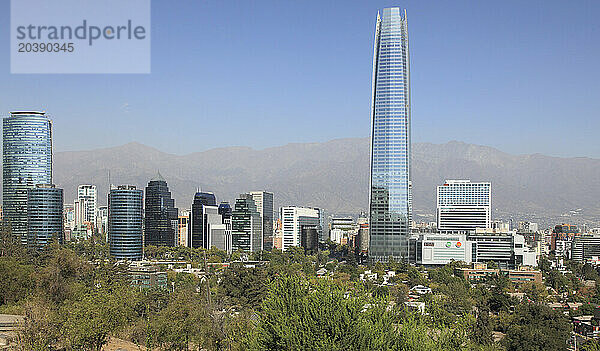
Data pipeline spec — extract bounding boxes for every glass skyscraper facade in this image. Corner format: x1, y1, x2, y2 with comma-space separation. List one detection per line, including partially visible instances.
248, 191, 274, 251
3, 111, 53, 244
231, 194, 261, 252
108, 185, 143, 260
27, 184, 63, 249
368, 8, 412, 261
189, 191, 217, 249
144, 173, 178, 247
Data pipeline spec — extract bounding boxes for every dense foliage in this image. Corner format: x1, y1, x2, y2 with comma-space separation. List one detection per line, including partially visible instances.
0, 229, 586, 350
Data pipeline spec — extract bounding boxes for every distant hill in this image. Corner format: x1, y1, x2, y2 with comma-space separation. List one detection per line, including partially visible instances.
4, 138, 599, 227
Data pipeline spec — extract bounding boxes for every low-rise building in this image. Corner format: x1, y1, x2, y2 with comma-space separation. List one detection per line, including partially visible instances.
129, 262, 168, 290
455, 263, 499, 282
409, 230, 537, 268
456, 263, 542, 285
505, 267, 542, 285
410, 285, 432, 295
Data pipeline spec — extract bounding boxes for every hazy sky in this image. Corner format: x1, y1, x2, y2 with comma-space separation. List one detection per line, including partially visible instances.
0, 0, 598, 157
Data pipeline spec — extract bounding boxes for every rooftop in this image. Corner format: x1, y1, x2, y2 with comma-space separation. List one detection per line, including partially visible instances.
9, 111, 46, 116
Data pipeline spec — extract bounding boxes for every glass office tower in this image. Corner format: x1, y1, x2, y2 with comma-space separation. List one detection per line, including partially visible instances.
248, 191, 274, 251
3, 111, 53, 244
108, 185, 143, 260
27, 184, 63, 249
368, 8, 412, 261
189, 191, 217, 249
231, 194, 261, 252
144, 173, 178, 247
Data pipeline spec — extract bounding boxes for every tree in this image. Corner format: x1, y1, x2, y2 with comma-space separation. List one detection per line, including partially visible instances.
34, 245, 91, 304
470, 304, 493, 346
61, 286, 137, 351
581, 339, 600, 351
0, 256, 35, 306
503, 303, 572, 351
147, 290, 210, 351
246, 275, 471, 351
520, 282, 548, 302
246, 275, 389, 350
15, 297, 60, 351
218, 263, 269, 309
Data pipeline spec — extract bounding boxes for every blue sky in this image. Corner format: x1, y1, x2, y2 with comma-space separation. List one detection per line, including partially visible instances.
0, 0, 598, 157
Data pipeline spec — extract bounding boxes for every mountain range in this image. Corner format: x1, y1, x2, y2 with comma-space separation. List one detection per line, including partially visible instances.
6, 138, 599, 227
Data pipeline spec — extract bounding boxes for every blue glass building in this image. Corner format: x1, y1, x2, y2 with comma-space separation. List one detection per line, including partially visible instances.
27, 184, 63, 249
2, 111, 53, 244
109, 185, 144, 260
144, 173, 178, 247
368, 8, 412, 261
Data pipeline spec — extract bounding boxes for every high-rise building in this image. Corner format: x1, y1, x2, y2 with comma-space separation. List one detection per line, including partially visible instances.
436, 180, 492, 233
248, 191, 274, 251
63, 203, 74, 241
177, 210, 191, 247
231, 194, 261, 252
572, 235, 600, 263
301, 226, 319, 251
63, 204, 75, 229
218, 202, 233, 253
205, 205, 228, 252
279, 206, 322, 251
74, 199, 84, 226
2, 111, 53, 244
108, 185, 143, 260
368, 8, 412, 261
96, 206, 109, 241
189, 191, 217, 249
76, 185, 97, 228
357, 222, 370, 253
330, 217, 356, 244
144, 173, 178, 247
27, 184, 63, 249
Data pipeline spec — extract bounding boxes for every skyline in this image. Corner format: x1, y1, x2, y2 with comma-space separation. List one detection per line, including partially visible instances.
0, 0, 598, 158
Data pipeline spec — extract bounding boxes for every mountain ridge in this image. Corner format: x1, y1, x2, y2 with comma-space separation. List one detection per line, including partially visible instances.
4, 137, 598, 227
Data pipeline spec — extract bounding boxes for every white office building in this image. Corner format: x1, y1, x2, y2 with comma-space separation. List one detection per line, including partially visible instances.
203, 205, 230, 252
76, 184, 98, 228
280, 206, 321, 251
409, 230, 536, 268
409, 233, 471, 266
329, 217, 355, 244
437, 180, 491, 233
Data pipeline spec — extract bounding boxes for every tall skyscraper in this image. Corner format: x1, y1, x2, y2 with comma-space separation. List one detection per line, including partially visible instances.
231, 194, 261, 252
178, 210, 191, 247
144, 173, 178, 247
218, 202, 233, 253
108, 185, 143, 260
279, 206, 321, 251
2, 111, 53, 244
189, 191, 217, 249
437, 180, 492, 233
97, 206, 109, 241
27, 184, 63, 249
76, 185, 98, 228
248, 191, 274, 251
368, 8, 412, 261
